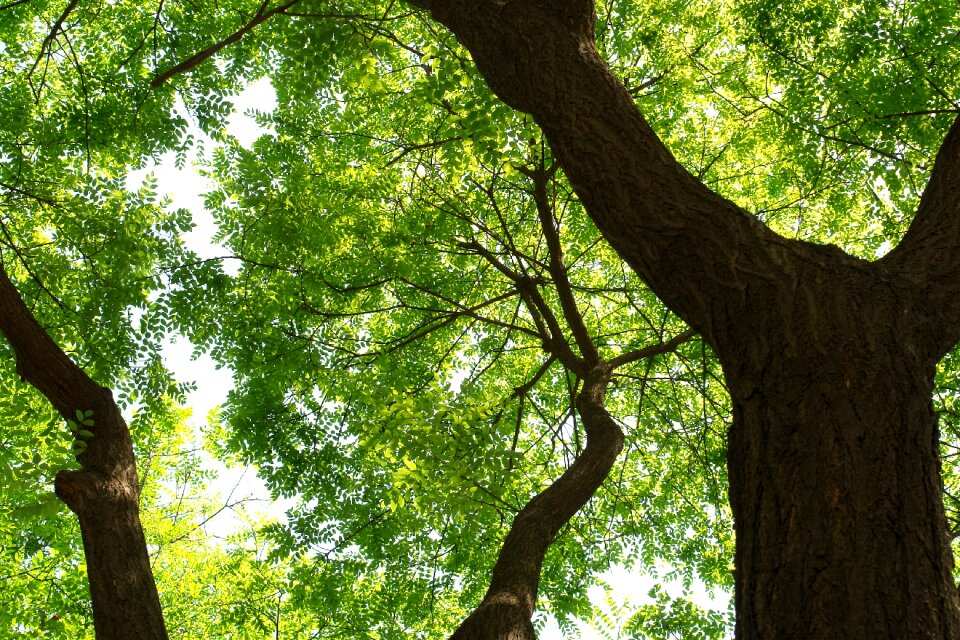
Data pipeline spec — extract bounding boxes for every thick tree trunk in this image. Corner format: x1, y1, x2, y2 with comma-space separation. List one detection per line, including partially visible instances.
0, 266, 168, 640
728, 365, 958, 638
716, 246, 960, 638
53, 400, 169, 640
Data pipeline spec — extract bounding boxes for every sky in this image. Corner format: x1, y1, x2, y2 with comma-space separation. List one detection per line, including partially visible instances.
129, 79, 280, 535
135, 78, 731, 640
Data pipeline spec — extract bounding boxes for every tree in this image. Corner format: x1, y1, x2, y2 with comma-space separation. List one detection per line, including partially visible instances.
205, 131, 716, 635
4, 0, 960, 638
398, 0, 960, 637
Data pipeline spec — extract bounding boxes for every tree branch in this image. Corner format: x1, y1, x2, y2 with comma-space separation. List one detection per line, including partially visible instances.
527, 163, 600, 364
396, 277, 542, 340
449, 363, 622, 640
0, 265, 99, 419
149, 0, 301, 88
882, 114, 960, 355
410, 0, 784, 346
28, 0, 79, 85
608, 327, 696, 369
0, 0, 33, 11
460, 238, 583, 371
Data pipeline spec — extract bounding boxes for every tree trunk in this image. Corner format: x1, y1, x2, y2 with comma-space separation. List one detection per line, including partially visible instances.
450, 365, 623, 640
0, 266, 168, 640
53, 400, 170, 640
718, 246, 960, 639
728, 363, 959, 638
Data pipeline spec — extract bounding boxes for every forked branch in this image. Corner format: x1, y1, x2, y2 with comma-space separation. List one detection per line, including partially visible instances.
408, 0, 782, 343
882, 114, 960, 354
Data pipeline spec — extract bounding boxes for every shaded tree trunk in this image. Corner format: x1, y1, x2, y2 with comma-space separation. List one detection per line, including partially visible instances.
0, 266, 168, 640
406, 0, 960, 636
719, 245, 960, 638
451, 364, 623, 640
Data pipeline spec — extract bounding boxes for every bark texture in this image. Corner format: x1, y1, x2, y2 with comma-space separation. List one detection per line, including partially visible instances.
0, 265, 168, 640
405, 0, 960, 637
721, 246, 960, 639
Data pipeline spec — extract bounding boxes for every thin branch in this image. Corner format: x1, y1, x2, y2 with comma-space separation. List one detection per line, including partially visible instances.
526, 162, 599, 364
0, 0, 33, 11
627, 71, 666, 97
29, 0, 78, 74
384, 136, 462, 167
876, 109, 960, 120
460, 238, 581, 370
0, 218, 74, 315
512, 355, 557, 400
608, 328, 697, 369
397, 277, 541, 340
0, 181, 59, 208
150, 0, 301, 88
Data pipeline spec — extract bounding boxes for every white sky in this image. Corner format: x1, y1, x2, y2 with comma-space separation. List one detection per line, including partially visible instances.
143, 79, 282, 536
137, 78, 731, 639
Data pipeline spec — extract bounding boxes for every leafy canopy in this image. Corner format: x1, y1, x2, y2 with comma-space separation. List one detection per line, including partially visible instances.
3, 0, 960, 637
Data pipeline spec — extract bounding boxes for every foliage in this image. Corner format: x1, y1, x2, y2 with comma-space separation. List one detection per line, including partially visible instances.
0, 396, 318, 638
3, 0, 960, 637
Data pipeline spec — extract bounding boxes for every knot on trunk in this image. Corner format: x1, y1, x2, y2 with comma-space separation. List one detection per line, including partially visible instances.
54, 469, 136, 516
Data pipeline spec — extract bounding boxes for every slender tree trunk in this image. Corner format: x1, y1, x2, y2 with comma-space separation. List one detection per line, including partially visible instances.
0, 266, 168, 640
451, 365, 623, 640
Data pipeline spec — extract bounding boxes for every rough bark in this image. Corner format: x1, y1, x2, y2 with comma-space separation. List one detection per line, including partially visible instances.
721, 246, 960, 638
0, 265, 168, 640
404, 0, 960, 637
882, 115, 960, 353
405, 0, 780, 339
